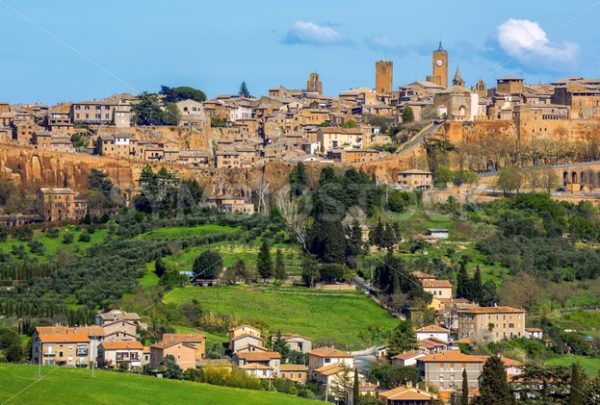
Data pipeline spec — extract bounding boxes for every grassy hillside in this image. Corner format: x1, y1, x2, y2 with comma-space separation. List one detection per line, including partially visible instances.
136, 224, 238, 240
164, 285, 399, 350
0, 364, 320, 405
0, 226, 107, 262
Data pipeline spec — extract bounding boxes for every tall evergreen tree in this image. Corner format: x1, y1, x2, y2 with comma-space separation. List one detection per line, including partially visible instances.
569, 362, 585, 405
154, 257, 167, 278
456, 263, 471, 300
470, 265, 483, 303
256, 240, 273, 281
353, 368, 360, 405
461, 368, 470, 405
275, 249, 287, 281
372, 220, 384, 247
386, 320, 417, 359
272, 330, 290, 360
239, 81, 251, 98
474, 356, 515, 405
347, 221, 364, 256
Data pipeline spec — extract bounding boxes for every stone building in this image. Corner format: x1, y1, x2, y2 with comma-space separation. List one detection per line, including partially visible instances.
38, 188, 87, 222
306, 72, 323, 95
375, 60, 393, 94
457, 305, 526, 342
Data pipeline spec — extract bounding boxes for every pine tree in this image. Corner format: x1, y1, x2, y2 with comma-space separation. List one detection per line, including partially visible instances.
569, 362, 585, 405
239, 81, 251, 98
272, 330, 290, 360
386, 320, 417, 359
256, 240, 273, 281
461, 368, 470, 405
470, 265, 482, 303
275, 249, 287, 281
456, 263, 471, 300
347, 220, 364, 256
475, 356, 515, 405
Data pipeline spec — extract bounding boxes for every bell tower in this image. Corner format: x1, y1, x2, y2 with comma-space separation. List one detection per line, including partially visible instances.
432, 41, 448, 88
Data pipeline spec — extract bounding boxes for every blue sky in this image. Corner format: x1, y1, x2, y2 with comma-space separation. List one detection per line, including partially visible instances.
1, 0, 599, 104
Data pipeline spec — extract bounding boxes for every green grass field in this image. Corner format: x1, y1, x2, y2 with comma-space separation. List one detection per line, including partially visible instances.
136, 224, 238, 240
546, 355, 600, 376
164, 285, 399, 350
0, 364, 318, 405
0, 226, 107, 261
157, 243, 305, 275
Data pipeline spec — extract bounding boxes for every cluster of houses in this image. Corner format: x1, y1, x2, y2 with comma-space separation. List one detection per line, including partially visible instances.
29, 303, 543, 404
2, 43, 598, 177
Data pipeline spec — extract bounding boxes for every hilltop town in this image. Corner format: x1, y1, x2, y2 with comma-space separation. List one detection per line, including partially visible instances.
1, 42, 600, 405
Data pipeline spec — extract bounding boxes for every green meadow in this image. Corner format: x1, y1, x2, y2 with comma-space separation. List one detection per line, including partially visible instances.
0, 364, 319, 405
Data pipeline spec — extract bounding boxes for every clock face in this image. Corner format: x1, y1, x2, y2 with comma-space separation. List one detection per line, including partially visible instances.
436, 59, 444, 67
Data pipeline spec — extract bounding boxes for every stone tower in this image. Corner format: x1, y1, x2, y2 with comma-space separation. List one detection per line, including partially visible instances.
432, 42, 448, 88
306, 72, 323, 95
375, 60, 393, 94
452, 65, 465, 87
474, 79, 487, 97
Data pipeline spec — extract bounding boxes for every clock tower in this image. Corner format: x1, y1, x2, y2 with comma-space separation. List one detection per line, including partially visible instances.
432, 41, 448, 88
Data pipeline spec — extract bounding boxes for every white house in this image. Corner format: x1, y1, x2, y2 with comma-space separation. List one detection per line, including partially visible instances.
416, 325, 450, 343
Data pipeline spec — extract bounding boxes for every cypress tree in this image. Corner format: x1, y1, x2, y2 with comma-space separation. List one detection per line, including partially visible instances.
257, 240, 273, 281
471, 265, 483, 303
456, 262, 471, 300
275, 249, 287, 281
353, 368, 360, 405
476, 356, 515, 405
568, 362, 585, 405
461, 368, 469, 405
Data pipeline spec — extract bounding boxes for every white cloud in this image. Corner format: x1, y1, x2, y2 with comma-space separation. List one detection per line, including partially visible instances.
282, 21, 348, 45
496, 19, 578, 66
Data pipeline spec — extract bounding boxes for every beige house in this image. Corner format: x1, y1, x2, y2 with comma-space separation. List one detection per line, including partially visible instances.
317, 127, 363, 153
421, 279, 452, 300
379, 384, 439, 404
176, 99, 207, 127
31, 326, 104, 367
397, 169, 433, 189
280, 364, 308, 384
234, 351, 281, 375
207, 196, 255, 215
98, 341, 144, 370
308, 347, 353, 376
270, 333, 313, 354
417, 352, 523, 393
313, 363, 363, 400
98, 133, 132, 159
215, 151, 240, 169
178, 149, 210, 168
150, 333, 206, 371
101, 320, 138, 342
457, 306, 526, 342
229, 325, 264, 353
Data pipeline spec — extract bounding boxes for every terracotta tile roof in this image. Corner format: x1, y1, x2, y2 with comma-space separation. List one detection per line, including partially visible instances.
392, 350, 423, 360
239, 363, 272, 370
231, 334, 264, 342
419, 351, 487, 363
38, 333, 90, 343
418, 338, 448, 349
229, 324, 261, 333
162, 333, 206, 343
279, 364, 308, 372
236, 351, 281, 361
100, 341, 144, 350
380, 386, 437, 401
143, 346, 151, 354
422, 279, 452, 288
416, 325, 449, 333
308, 347, 352, 358
457, 306, 524, 314
151, 341, 196, 350
318, 127, 362, 135
410, 271, 436, 279
315, 363, 348, 376
36, 326, 104, 338
501, 357, 524, 367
